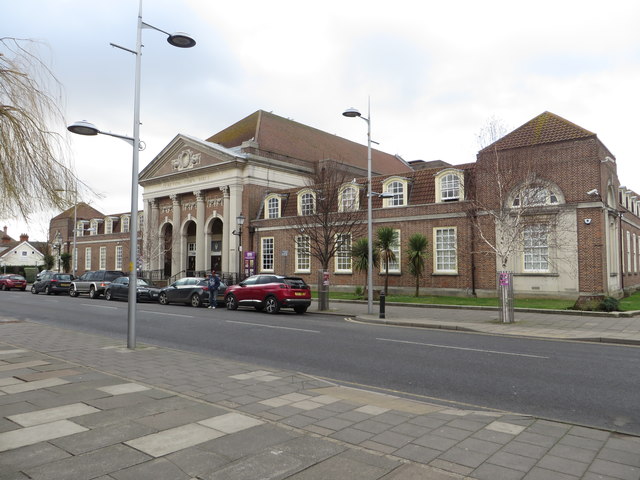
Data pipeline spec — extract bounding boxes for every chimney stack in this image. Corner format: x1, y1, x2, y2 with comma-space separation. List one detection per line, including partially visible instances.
20, 234, 29, 242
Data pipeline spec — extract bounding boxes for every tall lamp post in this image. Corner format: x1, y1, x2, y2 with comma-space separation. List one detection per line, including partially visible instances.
68, 0, 195, 349
55, 188, 78, 277
232, 213, 245, 282
342, 100, 375, 315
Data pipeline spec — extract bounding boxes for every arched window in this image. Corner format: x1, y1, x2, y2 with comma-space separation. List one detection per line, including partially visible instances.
382, 177, 408, 207
264, 194, 281, 219
435, 169, 464, 203
297, 190, 316, 216
339, 185, 359, 212
512, 187, 559, 207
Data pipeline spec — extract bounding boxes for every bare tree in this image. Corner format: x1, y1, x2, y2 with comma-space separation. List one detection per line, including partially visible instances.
468, 117, 575, 322
285, 160, 368, 309
0, 37, 77, 219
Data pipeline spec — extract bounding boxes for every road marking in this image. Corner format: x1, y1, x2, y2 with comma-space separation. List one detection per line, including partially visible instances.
81, 304, 117, 310
140, 311, 193, 318
226, 320, 319, 333
376, 338, 549, 358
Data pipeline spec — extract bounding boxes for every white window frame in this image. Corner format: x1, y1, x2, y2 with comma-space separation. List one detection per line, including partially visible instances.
523, 224, 549, 272
90, 219, 99, 236
380, 229, 401, 273
99, 247, 107, 270
76, 221, 84, 237
626, 231, 631, 274
297, 190, 316, 216
121, 215, 130, 233
435, 169, 464, 203
295, 235, 311, 273
85, 247, 91, 270
382, 178, 407, 207
512, 187, 559, 208
264, 195, 281, 219
261, 237, 274, 272
434, 227, 457, 273
334, 233, 352, 273
105, 218, 113, 235
115, 245, 123, 270
138, 213, 144, 232
339, 185, 359, 212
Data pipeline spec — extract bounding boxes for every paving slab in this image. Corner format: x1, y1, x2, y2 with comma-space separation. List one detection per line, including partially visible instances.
0, 420, 88, 453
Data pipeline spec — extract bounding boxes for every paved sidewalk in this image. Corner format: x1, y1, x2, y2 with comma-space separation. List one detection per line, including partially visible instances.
1, 313, 639, 479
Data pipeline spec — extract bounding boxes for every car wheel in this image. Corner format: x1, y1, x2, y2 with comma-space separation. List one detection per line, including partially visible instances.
1, 284, 7, 291
69, 286, 78, 297
31, 285, 38, 294
294, 306, 308, 314
45, 286, 51, 295
89, 286, 97, 299
159, 292, 169, 305
225, 294, 238, 310
105, 290, 113, 301
190, 294, 202, 308
264, 296, 280, 314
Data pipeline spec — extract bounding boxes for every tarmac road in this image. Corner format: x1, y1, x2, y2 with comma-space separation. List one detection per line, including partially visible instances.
2, 290, 639, 435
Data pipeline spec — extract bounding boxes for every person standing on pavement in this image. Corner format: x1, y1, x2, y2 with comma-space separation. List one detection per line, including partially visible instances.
207, 270, 221, 309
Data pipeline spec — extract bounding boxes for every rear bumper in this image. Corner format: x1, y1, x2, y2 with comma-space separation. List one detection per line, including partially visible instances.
281, 298, 311, 307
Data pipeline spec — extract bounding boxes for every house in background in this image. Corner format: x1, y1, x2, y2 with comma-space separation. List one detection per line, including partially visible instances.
0, 229, 45, 271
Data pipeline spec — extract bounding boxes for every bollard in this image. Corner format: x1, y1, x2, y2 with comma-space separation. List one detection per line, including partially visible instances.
379, 291, 386, 319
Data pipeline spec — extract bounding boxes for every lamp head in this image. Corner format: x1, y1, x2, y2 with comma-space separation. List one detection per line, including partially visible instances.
342, 107, 361, 118
67, 120, 99, 136
167, 32, 196, 48
236, 213, 246, 226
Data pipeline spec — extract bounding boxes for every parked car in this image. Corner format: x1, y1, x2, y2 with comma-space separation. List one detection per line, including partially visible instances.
31, 273, 72, 295
104, 277, 161, 302
224, 274, 311, 314
69, 270, 125, 299
158, 277, 227, 308
35, 270, 54, 281
0, 274, 27, 291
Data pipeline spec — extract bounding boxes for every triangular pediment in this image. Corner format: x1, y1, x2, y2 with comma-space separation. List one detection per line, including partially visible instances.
139, 134, 246, 184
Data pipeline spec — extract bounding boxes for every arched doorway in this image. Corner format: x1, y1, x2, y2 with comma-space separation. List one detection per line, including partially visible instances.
185, 220, 197, 276
210, 218, 223, 272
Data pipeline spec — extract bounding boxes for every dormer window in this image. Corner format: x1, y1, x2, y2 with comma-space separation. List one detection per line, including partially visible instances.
297, 189, 316, 216
121, 215, 130, 233
105, 217, 114, 235
435, 169, 464, 203
382, 178, 408, 207
264, 194, 282, 219
89, 219, 99, 235
339, 185, 359, 212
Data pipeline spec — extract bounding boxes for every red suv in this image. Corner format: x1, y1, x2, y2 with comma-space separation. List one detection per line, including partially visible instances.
224, 275, 311, 314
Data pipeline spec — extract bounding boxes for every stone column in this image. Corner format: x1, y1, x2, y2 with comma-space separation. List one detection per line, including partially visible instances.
194, 190, 206, 273
149, 199, 159, 271
171, 194, 181, 277
221, 186, 230, 273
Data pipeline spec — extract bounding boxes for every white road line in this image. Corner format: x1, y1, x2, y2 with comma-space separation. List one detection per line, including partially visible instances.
377, 338, 549, 358
81, 304, 117, 310
226, 320, 320, 333
140, 311, 193, 318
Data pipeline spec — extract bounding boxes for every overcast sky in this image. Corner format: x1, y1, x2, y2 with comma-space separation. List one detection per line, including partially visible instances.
3, 0, 640, 241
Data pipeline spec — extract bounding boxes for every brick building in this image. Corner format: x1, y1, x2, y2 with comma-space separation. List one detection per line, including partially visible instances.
51, 110, 640, 299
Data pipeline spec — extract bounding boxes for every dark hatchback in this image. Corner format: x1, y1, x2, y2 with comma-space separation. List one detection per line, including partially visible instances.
31, 273, 73, 295
158, 277, 227, 308
104, 277, 161, 302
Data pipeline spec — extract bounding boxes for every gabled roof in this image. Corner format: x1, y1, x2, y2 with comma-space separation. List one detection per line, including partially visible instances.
206, 110, 412, 176
51, 202, 104, 221
481, 111, 596, 152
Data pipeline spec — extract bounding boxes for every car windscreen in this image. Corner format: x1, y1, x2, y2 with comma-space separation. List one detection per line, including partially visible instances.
284, 278, 308, 288
56, 275, 72, 281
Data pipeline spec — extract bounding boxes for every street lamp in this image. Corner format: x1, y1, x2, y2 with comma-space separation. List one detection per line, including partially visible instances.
342, 100, 376, 315
232, 213, 246, 282
67, 0, 195, 349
